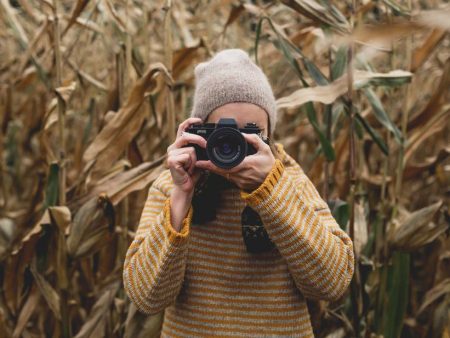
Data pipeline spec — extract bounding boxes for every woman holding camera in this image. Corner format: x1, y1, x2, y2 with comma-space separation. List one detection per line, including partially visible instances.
123, 49, 355, 337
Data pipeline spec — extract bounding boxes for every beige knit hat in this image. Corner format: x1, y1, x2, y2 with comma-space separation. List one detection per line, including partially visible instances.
190, 49, 277, 135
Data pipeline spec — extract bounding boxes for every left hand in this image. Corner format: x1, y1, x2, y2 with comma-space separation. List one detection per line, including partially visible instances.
195, 133, 276, 192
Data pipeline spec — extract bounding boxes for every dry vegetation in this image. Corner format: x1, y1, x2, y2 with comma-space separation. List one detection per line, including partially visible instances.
0, 0, 449, 337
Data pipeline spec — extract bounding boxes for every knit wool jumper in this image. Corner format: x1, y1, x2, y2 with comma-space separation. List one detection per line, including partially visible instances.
123, 143, 355, 337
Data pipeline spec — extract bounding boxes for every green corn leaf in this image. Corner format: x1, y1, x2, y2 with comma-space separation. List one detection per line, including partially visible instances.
331, 199, 350, 231
383, 252, 410, 338
355, 112, 389, 155
363, 88, 403, 145
43, 163, 60, 209
332, 46, 348, 80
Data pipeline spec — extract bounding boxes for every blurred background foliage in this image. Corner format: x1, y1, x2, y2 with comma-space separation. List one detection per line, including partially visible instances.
0, 0, 449, 337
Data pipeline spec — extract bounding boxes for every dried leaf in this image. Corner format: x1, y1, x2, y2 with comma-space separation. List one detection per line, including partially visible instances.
0, 0, 29, 45
0, 218, 16, 260
411, 29, 446, 72
12, 283, 40, 338
30, 260, 61, 321
67, 194, 115, 258
55, 81, 77, 106
172, 40, 204, 79
124, 303, 164, 338
100, 0, 129, 33
405, 105, 450, 165
281, 0, 350, 33
353, 202, 368, 256
417, 278, 450, 315
82, 63, 173, 172
62, 0, 91, 36
221, 4, 245, 35
407, 59, 450, 131
74, 281, 120, 338
389, 201, 445, 251
67, 59, 108, 91
276, 70, 412, 109
69, 158, 165, 210
404, 147, 450, 180
48, 206, 71, 232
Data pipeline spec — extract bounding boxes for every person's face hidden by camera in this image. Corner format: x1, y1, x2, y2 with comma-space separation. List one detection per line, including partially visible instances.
202, 101, 269, 191
192, 102, 270, 224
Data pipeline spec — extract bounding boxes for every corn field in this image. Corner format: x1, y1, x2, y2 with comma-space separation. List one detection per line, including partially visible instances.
0, 0, 449, 337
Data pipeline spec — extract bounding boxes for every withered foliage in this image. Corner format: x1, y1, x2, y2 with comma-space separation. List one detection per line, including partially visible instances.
0, 0, 449, 337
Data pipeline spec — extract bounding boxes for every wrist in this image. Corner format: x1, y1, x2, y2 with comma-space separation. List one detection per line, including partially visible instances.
260, 156, 276, 185
266, 156, 276, 177
171, 186, 194, 203
170, 187, 193, 232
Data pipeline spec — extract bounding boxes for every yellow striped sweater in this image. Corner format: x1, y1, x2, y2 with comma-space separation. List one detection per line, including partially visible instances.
123, 144, 355, 337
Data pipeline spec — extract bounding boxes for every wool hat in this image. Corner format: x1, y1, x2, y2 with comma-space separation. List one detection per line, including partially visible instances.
190, 49, 277, 135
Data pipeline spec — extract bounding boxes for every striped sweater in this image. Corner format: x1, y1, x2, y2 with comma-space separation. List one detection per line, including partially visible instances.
123, 143, 355, 337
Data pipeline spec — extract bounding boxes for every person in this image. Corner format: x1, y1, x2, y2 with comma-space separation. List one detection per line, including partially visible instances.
123, 49, 355, 337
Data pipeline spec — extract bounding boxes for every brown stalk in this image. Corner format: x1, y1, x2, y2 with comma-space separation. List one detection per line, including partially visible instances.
347, 1, 363, 336
394, 0, 414, 206
163, 0, 175, 142
323, 48, 332, 201
51, 0, 70, 337
117, 0, 131, 273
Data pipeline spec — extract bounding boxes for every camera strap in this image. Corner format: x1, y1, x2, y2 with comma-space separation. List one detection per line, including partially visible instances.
241, 206, 275, 253
193, 172, 275, 253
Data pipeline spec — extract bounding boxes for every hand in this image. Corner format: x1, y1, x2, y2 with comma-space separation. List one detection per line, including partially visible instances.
167, 117, 207, 196
195, 133, 276, 192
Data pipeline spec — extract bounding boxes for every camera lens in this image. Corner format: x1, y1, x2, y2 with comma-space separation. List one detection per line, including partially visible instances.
215, 136, 237, 159
206, 128, 247, 169
221, 142, 232, 155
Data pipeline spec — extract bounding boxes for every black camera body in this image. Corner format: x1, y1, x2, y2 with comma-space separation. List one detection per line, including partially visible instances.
185, 118, 268, 169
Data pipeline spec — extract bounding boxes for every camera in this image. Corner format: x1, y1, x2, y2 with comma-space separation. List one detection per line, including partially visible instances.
185, 118, 268, 169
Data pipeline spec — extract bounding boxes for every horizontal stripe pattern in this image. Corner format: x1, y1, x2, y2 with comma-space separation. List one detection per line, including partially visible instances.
123, 144, 354, 337
242, 158, 355, 302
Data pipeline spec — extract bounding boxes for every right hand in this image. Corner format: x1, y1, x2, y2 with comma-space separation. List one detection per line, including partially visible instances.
167, 117, 207, 196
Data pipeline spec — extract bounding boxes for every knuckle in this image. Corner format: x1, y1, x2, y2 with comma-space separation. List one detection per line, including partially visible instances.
190, 148, 197, 159
168, 145, 178, 154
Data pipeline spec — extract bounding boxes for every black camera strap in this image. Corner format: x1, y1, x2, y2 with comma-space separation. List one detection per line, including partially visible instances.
241, 206, 275, 253
192, 171, 275, 253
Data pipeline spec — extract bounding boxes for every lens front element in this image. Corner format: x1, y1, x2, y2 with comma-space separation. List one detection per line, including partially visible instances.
206, 128, 247, 169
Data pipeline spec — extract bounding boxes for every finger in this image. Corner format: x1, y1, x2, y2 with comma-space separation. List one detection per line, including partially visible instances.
176, 117, 203, 138
178, 117, 203, 135
195, 158, 249, 174
194, 160, 217, 172
169, 147, 197, 174
242, 133, 268, 152
169, 146, 196, 157
168, 153, 190, 170
230, 157, 251, 172
173, 133, 207, 149
187, 148, 197, 175
195, 160, 228, 176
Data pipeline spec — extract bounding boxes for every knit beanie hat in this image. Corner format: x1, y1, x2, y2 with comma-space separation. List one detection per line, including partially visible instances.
190, 49, 277, 135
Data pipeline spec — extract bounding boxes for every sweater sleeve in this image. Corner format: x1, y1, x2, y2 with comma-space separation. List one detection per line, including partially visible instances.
123, 170, 192, 314
240, 158, 355, 301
